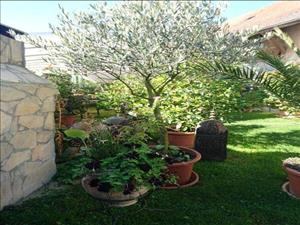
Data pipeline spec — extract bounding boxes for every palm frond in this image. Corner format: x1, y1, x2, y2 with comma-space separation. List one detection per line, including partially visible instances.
197, 54, 300, 108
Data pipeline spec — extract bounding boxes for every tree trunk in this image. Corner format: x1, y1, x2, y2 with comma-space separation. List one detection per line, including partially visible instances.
145, 80, 168, 150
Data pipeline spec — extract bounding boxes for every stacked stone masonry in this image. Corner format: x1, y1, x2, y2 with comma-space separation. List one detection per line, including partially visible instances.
0, 79, 58, 210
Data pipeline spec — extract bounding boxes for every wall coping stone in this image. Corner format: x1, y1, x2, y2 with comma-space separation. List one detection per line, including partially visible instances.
0, 64, 52, 84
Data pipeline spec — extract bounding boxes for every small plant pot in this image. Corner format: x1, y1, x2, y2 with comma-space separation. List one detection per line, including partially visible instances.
82, 176, 149, 207
167, 147, 201, 185
283, 165, 300, 198
168, 131, 195, 149
61, 115, 76, 127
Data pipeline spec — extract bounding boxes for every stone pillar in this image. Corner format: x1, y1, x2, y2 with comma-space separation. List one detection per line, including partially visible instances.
0, 64, 58, 210
0, 34, 25, 66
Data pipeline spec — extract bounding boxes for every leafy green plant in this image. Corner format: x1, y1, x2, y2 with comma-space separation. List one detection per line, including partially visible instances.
75, 118, 159, 160
117, 119, 152, 146
97, 76, 245, 132
89, 145, 170, 193
84, 128, 122, 160
63, 95, 88, 118
153, 145, 191, 164
239, 86, 268, 111
54, 156, 91, 184
161, 77, 244, 131
64, 128, 89, 148
44, 72, 74, 99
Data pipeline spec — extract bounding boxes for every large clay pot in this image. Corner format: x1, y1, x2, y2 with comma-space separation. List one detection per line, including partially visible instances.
284, 165, 300, 198
61, 115, 76, 127
82, 176, 149, 207
168, 131, 195, 149
167, 147, 201, 185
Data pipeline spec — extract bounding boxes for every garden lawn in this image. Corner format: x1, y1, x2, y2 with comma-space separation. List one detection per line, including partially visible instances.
1, 113, 299, 225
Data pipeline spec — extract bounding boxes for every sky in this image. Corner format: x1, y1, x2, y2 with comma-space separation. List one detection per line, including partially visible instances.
1, 1, 275, 33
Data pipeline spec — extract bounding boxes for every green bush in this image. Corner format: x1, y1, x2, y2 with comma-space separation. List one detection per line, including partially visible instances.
97, 76, 247, 131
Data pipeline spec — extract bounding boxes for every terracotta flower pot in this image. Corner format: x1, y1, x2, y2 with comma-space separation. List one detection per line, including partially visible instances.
168, 131, 195, 149
82, 176, 149, 207
167, 147, 201, 185
283, 165, 300, 198
61, 115, 76, 127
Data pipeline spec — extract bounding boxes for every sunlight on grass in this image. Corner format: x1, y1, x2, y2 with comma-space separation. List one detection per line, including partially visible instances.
227, 113, 300, 154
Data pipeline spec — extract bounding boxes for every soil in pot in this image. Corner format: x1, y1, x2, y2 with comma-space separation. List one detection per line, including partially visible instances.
167, 130, 195, 149
284, 166, 300, 198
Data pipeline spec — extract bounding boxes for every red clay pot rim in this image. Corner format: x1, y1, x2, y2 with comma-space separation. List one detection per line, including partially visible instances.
283, 165, 300, 176
167, 131, 195, 135
167, 147, 201, 167
161, 171, 199, 190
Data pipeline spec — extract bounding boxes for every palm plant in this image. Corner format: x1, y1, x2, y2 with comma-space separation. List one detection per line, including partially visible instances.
197, 30, 300, 109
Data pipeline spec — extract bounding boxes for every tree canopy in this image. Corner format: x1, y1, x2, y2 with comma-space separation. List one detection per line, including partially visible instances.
26, 1, 258, 98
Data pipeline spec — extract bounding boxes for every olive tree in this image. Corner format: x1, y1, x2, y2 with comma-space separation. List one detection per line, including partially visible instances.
24, 1, 258, 122
22, 2, 259, 148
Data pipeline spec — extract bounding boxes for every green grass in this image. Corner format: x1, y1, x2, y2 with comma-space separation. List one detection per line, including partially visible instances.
1, 113, 300, 225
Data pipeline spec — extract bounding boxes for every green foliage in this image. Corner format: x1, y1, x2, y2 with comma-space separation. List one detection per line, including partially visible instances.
197, 50, 300, 110
64, 129, 89, 140
98, 145, 167, 191
54, 156, 91, 184
154, 145, 191, 163
44, 72, 74, 99
96, 80, 148, 114
239, 86, 268, 110
98, 76, 245, 132
117, 120, 151, 146
84, 128, 122, 160
264, 95, 299, 114
80, 118, 160, 160
161, 77, 244, 131
64, 95, 89, 116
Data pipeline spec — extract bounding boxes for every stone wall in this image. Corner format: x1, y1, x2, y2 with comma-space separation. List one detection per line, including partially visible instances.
0, 35, 25, 66
0, 64, 58, 210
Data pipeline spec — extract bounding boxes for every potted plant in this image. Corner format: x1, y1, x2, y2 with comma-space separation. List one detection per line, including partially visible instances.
80, 120, 170, 207
151, 145, 201, 186
126, 116, 202, 187
61, 96, 77, 127
283, 157, 300, 198
82, 144, 169, 207
167, 124, 196, 149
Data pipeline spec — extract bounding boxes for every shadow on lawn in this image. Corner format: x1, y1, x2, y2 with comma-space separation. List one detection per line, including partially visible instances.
229, 112, 278, 122
228, 127, 300, 149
